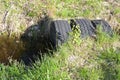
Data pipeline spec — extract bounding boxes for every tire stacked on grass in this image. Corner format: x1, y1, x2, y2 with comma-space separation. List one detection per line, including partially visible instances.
50, 20, 72, 49
20, 24, 43, 65
21, 18, 112, 52
20, 16, 53, 65
70, 19, 96, 38
91, 19, 113, 36
20, 17, 113, 65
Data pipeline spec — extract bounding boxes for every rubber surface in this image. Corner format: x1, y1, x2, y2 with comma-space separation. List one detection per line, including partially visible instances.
20, 24, 51, 65
37, 16, 52, 38
20, 24, 42, 65
91, 19, 112, 35
70, 19, 96, 38
50, 20, 72, 49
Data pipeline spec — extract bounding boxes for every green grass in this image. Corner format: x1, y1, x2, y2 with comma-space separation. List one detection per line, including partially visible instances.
0, 29, 120, 80
0, 0, 120, 80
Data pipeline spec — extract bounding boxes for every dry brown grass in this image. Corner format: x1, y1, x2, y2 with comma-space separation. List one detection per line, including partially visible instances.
101, 1, 120, 32
0, 35, 24, 64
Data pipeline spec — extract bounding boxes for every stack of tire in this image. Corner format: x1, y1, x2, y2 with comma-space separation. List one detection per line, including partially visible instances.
50, 18, 112, 48
20, 16, 112, 65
